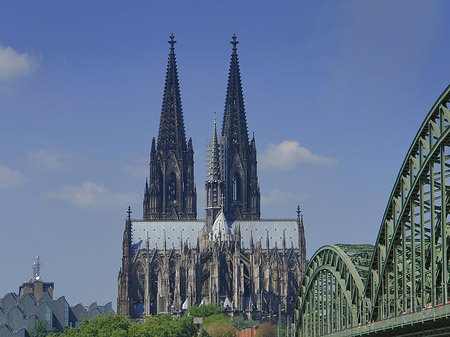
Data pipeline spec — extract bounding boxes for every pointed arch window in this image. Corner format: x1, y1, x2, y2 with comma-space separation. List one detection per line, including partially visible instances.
131, 264, 145, 302
232, 174, 240, 201
168, 172, 177, 202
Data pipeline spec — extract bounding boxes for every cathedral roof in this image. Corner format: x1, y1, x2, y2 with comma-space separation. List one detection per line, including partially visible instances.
131, 218, 299, 251
131, 220, 204, 252
231, 220, 299, 249
211, 211, 229, 241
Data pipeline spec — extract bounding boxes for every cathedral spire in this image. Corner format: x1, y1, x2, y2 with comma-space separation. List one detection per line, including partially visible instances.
144, 35, 197, 220
209, 112, 221, 180
157, 33, 187, 152
205, 113, 224, 226
222, 33, 249, 151
220, 34, 260, 221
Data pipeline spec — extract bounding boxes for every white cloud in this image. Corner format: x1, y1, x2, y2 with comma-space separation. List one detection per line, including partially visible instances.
260, 140, 337, 170
120, 157, 148, 178
261, 187, 308, 206
0, 45, 40, 80
42, 181, 138, 208
0, 164, 28, 189
28, 149, 73, 170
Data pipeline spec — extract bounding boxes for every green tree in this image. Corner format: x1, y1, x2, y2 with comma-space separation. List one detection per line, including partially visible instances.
255, 322, 275, 337
205, 322, 237, 337
49, 313, 197, 337
231, 316, 258, 331
187, 304, 224, 318
30, 320, 50, 337
198, 329, 211, 337
203, 314, 230, 329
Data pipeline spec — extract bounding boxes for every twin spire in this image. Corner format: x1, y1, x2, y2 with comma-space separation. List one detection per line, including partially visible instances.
146, 34, 259, 221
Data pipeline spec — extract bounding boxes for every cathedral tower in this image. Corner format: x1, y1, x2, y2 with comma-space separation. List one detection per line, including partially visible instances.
143, 34, 197, 220
221, 34, 260, 220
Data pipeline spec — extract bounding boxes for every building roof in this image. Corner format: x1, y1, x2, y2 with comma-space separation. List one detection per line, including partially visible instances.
131, 216, 300, 251
232, 219, 299, 249
131, 220, 204, 251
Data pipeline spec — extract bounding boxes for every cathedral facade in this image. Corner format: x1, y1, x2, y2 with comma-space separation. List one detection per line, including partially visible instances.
117, 34, 307, 319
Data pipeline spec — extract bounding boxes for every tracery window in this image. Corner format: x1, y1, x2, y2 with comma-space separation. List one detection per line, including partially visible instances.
168, 172, 177, 201
232, 174, 240, 201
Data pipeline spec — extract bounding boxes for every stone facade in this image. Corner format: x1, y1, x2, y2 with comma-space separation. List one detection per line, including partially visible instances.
117, 34, 307, 319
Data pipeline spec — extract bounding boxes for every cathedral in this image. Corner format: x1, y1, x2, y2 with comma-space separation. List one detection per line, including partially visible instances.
117, 34, 307, 319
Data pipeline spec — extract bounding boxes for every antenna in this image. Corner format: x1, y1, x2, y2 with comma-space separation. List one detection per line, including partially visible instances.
32, 256, 41, 281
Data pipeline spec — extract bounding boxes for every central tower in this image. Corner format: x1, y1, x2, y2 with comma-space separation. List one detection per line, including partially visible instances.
143, 34, 197, 220
221, 34, 260, 221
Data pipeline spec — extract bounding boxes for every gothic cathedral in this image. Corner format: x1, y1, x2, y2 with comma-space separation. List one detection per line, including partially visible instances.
117, 34, 307, 319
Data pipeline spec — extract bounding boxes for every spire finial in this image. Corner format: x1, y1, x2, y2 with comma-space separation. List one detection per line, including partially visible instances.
214, 111, 216, 125
169, 33, 176, 52
231, 33, 239, 54
297, 205, 301, 218
127, 206, 132, 220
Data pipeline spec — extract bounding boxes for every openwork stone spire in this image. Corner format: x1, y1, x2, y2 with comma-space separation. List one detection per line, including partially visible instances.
157, 33, 187, 152
222, 33, 249, 152
205, 113, 224, 226
209, 113, 221, 180
144, 34, 197, 220
220, 34, 260, 221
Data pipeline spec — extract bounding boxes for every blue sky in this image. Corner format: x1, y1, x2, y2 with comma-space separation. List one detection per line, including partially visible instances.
1, 1, 450, 307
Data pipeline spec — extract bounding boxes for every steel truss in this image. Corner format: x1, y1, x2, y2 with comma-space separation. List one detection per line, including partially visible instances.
294, 85, 450, 336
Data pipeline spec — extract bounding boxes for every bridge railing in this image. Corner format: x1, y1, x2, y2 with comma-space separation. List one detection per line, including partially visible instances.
322, 303, 450, 336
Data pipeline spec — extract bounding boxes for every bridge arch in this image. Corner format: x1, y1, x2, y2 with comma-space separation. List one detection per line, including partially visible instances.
294, 85, 450, 336
294, 244, 373, 337
365, 85, 450, 322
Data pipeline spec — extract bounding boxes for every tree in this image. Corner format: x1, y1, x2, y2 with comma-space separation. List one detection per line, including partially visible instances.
203, 314, 230, 329
199, 329, 211, 337
30, 320, 50, 337
255, 322, 275, 337
231, 316, 258, 330
48, 313, 198, 337
187, 304, 223, 318
205, 322, 237, 337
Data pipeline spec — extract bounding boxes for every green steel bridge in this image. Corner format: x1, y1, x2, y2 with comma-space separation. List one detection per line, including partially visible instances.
294, 85, 450, 337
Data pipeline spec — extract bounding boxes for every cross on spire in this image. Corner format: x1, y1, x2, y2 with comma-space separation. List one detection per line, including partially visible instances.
231, 33, 239, 53
297, 205, 301, 217
168, 33, 176, 51
127, 206, 132, 220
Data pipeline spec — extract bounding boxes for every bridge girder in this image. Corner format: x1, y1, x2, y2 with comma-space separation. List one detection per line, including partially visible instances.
294, 85, 450, 337
366, 85, 450, 321
294, 244, 373, 336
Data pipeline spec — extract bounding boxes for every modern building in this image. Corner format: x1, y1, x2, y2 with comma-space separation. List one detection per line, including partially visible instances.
0, 257, 114, 337
117, 34, 307, 320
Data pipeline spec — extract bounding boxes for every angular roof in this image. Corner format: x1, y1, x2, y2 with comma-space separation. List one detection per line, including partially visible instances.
131, 217, 300, 251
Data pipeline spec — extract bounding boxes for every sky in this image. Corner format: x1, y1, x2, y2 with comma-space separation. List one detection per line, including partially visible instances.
1, 1, 450, 308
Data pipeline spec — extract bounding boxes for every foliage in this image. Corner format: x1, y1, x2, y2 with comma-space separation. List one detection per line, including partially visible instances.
187, 304, 224, 318
205, 321, 237, 337
255, 321, 275, 337
198, 329, 211, 337
274, 323, 287, 337
47, 313, 197, 337
30, 320, 50, 337
231, 316, 258, 330
203, 314, 230, 329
